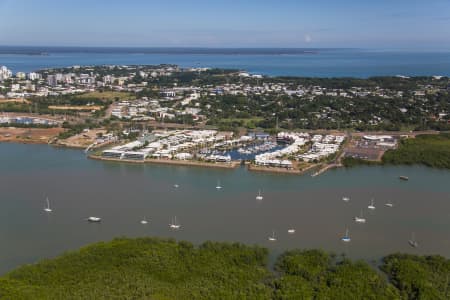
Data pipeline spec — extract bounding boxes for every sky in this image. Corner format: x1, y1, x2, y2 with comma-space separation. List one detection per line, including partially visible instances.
0, 0, 449, 49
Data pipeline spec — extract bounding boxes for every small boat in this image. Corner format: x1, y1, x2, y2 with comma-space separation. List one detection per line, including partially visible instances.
385, 200, 394, 207
268, 230, 277, 241
408, 232, 419, 248
87, 217, 101, 222
44, 197, 52, 213
140, 217, 148, 225
173, 184, 179, 188
287, 229, 296, 234
341, 228, 351, 242
169, 216, 181, 230
342, 196, 350, 202
256, 190, 263, 201
216, 180, 222, 190
354, 210, 366, 223
368, 198, 376, 210
399, 176, 409, 181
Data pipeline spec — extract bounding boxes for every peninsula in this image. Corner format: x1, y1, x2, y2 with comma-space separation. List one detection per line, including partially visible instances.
0, 64, 449, 174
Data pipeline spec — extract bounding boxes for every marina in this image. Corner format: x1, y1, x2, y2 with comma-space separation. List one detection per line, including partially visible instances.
0, 142, 450, 275
93, 130, 346, 176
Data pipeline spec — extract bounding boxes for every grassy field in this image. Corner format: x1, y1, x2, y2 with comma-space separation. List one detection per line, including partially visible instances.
217, 117, 264, 129
75, 91, 134, 101
1, 237, 449, 299
382, 133, 450, 169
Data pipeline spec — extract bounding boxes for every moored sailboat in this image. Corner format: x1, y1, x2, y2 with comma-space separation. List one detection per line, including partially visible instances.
268, 230, 277, 241
341, 228, 351, 242
256, 190, 263, 200
169, 216, 181, 230
354, 210, 366, 223
44, 197, 52, 213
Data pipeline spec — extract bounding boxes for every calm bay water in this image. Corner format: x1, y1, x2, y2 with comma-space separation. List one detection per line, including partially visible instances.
0, 143, 449, 274
1, 47, 450, 77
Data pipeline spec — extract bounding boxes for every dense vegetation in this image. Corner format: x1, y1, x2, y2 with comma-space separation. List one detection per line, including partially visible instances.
0, 238, 271, 299
196, 76, 450, 131
382, 134, 450, 169
273, 249, 399, 299
382, 253, 450, 299
1, 237, 449, 299
342, 156, 382, 168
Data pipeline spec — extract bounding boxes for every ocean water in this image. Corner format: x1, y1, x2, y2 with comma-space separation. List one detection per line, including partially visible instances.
0, 143, 449, 274
0, 47, 449, 77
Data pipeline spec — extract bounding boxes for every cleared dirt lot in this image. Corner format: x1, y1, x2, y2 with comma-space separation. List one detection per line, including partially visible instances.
0, 127, 64, 144
56, 129, 108, 148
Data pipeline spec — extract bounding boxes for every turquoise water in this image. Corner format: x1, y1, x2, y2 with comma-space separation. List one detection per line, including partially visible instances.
1, 143, 449, 274
1, 47, 450, 77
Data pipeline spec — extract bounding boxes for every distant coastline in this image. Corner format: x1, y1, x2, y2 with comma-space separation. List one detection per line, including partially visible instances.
0, 48, 49, 56
0, 46, 324, 56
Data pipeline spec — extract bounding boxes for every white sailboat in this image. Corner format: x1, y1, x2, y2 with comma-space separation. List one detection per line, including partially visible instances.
342, 196, 350, 202
354, 210, 366, 223
368, 198, 376, 210
169, 216, 181, 230
268, 230, 277, 241
87, 216, 101, 222
216, 180, 222, 190
341, 228, 351, 242
256, 190, 263, 200
287, 228, 296, 234
44, 197, 52, 213
408, 232, 419, 248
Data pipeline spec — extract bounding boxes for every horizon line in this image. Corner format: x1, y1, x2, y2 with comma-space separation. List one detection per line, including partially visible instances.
0, 45, 448, 52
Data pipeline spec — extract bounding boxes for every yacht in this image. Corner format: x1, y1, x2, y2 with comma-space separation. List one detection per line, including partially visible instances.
256, 190, 263, 201
140, 217, 148, 225
287, 229, 296, 234
44, 197, 52, 213
341, 228, 351, 242
354, 210, 366, 223
87, 217, 102, 222
169, 216, 181, 230
268, 230, 277, 241
368, 198, 376, 210
342, 196, 350, 202
174, 184, 179, 188
385, 200, 394, 207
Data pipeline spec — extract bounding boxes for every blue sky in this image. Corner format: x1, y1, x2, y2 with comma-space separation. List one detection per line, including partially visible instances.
0, 0, 449, 48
